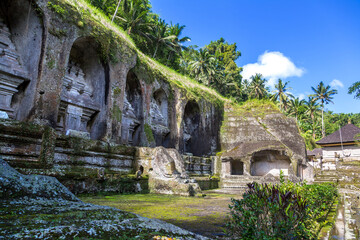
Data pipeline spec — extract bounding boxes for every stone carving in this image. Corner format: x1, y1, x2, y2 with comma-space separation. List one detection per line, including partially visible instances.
57, 62, 99, 138
150, 98, 170, 142
220, 104, 309, 188
183, 105, 200, 154
150, 98, 167, 126
148, 147, 201, 196
0, 16, 29, 118
121, 92, 141, 145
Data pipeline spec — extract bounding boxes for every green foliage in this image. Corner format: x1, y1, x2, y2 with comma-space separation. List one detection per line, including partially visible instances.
301, 131, 319, 150
271, 79, 294, 112
113, 87, 121, 96
248, 74, 269, 100
238, 98, 280, 114
348, 81, 360, 99
287, 97, 306, 123
48, 27, 68, 38
112, 105, 122, 122
46, 58, 55, 69
144, 124, 155, 143
47, 2, 67, 16
324, 112, 360, 135
310, 81, 338, 137
91, 26, 121, 63
226, 181, 338, 239
180, 38, 247, 103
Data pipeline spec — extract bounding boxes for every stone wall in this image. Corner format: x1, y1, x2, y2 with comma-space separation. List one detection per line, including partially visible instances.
0, 119, 144, 194
322, 145, 360, 162
0, 119, 218, 194
0, 0, 308, 194
219, 102, 310, 188
0, 0, 223, 158
183, 155, 213, 176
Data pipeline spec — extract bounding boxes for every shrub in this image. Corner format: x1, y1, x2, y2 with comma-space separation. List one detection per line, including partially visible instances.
226, 179, 338, 239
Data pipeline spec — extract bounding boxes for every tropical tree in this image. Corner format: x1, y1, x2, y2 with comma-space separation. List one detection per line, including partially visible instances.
287, 98, 306, 123
166, 23, 190, 64
150, 19, 176, 58
349, 81, 360, 99
188, 48, 216, 85
271, 79, 293, 112
305, 97, 321, 138
310, 81, 338, 137
205, 38, 242, 96
248, 74, 268, 99
114, 0, 154, 49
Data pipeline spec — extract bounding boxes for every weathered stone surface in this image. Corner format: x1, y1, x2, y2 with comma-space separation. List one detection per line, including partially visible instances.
0, 119, 140, 194
219, 103, 309, 188
0, 0, 310, 199
0, 158, 207, 239
0, 111, 8, 119
0, 158, 78, 201
0, 15, 30, 118
138, 147, 202, 196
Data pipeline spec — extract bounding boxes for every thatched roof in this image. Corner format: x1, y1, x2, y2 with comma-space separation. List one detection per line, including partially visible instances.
316, 124, 360, 145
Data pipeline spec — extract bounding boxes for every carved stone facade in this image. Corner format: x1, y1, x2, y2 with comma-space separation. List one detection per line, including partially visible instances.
57, 62, 99, 138
121, 91, 141, 145
220, 104, 312, 188
0, 0, 309, 196
0, 16, 29, 118
150, 89, 170, 147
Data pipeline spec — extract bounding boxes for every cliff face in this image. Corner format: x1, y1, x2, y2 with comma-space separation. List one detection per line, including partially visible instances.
0, 0, 308, 194
219, 101, 309, 188
0, 0, 223, 157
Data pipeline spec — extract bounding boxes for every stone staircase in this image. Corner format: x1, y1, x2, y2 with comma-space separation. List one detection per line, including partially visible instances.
221, 175, 262, 190
313, 170, 339, 184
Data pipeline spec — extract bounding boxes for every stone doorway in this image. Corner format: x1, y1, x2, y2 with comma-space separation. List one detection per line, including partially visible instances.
57, 37, 107, 140
151, 88, 170, 147
231, 160, 244, 175
121, 70, 143, 146
183, 100, 201, 155
250, 150, 291, 176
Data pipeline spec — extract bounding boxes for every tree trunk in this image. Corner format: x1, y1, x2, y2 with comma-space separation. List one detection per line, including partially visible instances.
311, 114, 316, 139
111, 0, 122, 22
153, 43, 159, 58
321, 104, 325, 138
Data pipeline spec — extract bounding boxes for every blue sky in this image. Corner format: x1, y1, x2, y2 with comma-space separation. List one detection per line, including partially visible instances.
151, 0, 360, 113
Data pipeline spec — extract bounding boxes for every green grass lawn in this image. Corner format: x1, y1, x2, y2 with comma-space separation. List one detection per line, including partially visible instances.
80, 191, 241, 238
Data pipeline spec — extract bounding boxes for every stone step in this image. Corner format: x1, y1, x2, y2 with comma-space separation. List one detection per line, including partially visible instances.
315, 175, 337, 178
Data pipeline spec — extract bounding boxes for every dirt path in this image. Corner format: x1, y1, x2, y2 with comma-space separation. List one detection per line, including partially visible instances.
80, 190, 242, 238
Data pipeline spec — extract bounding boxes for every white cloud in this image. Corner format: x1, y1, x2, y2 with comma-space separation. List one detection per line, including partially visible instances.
298, 93, 306, 100
242, 51, 305, 88
330, 79, 344, 89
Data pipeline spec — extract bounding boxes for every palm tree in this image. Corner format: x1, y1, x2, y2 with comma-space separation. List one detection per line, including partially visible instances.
305, 97, 321, 138
167, 23, 190, 60
310, 81, 338, 137
188, 48, 216, 85
150, 19, 176, 58
288, 98, 306, 123
115, 0, 153, 38
348, 81, 360, 99
248, 74, 267, 99
271, 79, 293, 112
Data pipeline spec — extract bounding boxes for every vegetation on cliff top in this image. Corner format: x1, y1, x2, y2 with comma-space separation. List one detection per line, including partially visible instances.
48, 0, 360, 144
48, 0, 230, 106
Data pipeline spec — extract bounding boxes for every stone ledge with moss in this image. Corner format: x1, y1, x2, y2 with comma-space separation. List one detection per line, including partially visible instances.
0, 158, 207, 239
